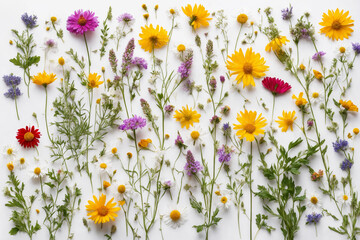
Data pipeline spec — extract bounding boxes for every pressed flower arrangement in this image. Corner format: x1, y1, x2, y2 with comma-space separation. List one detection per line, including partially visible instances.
2, 2, 360, 240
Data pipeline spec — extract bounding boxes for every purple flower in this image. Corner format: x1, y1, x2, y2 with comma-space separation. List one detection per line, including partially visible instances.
4, 88, 22, 99
312, 51, 326, 61
209, 77, 217, 90
121, 38, 135, 75
118, 13, 134, 23
333, 139, 348, 152
45, 39, 56, 48
220, 75, 225, 83
164, 105, 174, 114
184, 150, 202, 176
178, 57, 193, 79
118, 115, 146, 130
109, 49, 118, 74
163, 180, 172, 187
341, 159, 353, 171
222, 123, 230, 131
66, 10, 99, 35
184, 79, 194, 92
217, 145, 232, 163
3, 74, 21, 87
131, 57, 148, 70
21, 13, 37, 28
281, 6, 293, 20
306, 213, 322, 224
307, 119, 314, 127
175, 134, 185, 148
301, 28, 310, 39
352, 42, 360, 55
210, 115, 221, 124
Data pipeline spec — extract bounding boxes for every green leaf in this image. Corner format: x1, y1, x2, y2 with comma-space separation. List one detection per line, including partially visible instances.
9, 227, 19, 235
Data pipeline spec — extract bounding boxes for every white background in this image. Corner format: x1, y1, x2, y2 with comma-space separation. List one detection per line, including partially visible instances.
1, 0, 360, 239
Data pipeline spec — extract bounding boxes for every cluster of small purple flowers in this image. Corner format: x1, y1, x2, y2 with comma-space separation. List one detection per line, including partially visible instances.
281, 6, 293, 20
178, 57, 193, 79
306, 213, 322, 224
210, 115, 221, 125
45, 39, 56, 48
3, 74, 22, 99
352, 42, 360, 55
312, 51, 326, 61
217, 145, 232, 163
118, 115, 146, 130
184, 150, 202, 176
121, 38, 135, 75
175, 134, 186, 149
117, 13, 134, 24
164, 104, 174, 114
341, 159, 353, 171
21, 13, 37, 28
333, 139, 348, 152
131, 57, 148, 70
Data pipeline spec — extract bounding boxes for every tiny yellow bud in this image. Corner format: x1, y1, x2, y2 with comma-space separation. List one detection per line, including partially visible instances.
46, 27, 50, 31
143, 13, 149, 20
7, 162, 14, 171
142, 4, 147, 10
58, 57, 65, 66
154, 5, 158, 10
165, 134, 170, 139
111, 147, 117, 154
353, 128, 359, 135
50, 16, 57, 23
103, 181, 111, 189
36, 209, 40, 214
299, 64, 306, 70
96, 98, 101, 104
127, 152, 133, 158
101, 67, 105, 73
339, 47, 346, 53
9, 40, 13, 45
177, 44, 186, 52
169, 9, 175, 15
348, 133, 352, 139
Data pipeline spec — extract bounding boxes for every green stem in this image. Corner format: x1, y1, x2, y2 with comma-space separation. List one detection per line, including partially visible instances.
249, 142, 253, 240
14, 88, 20, 120
83, 33, 91, 74
45, 86, 53, 143
234, 24, 243, 52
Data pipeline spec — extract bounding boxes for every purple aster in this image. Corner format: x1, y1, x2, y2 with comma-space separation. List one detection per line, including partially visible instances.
217, 145, 232, 163
118, 13, 134, 24
66, 10, 99, 35
352, 43, 360, 55
3, 74, 21, 87
178, 57, 193, 79
118, 115, 146, 130
184, 150, 202, 176
341, 159, 353, 171
306, 213, 322, 224
333, 139, 348, 152
4, 88, 22, 99
121, 38, 135, 75
312, 51, 326, 61
281, 6, 293, 20
131, 57, 148, 70
21, 13, 37, 28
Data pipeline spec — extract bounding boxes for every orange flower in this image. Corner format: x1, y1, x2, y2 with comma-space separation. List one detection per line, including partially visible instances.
138, 138, 152, 148
340, 100, 358, 112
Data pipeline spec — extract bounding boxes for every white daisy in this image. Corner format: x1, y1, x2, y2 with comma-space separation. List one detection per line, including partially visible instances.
29, 165, 46, 179
163, 206, 187, 228
95, 158, 112, 175
111, 180, 133, 201
306, 192, 322, 210
338, 192, 352, 206
187, 125, 207, 146
17, 157, 28, 170
218, 194, 231, 209
334, 43, 351, 59
3, 145, 18, 161
310, 90, 324, 104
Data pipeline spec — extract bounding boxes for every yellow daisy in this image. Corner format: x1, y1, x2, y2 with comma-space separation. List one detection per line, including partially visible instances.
339, 100, 358, 112
313, 69, 323, 80
32, 71, 57, 87
233, 110, 267, 142
265, 36, 290, 52
319, 9, 354, 41
173, 105, 201, 129
85, 194, 121, 224
182, 4, 212, 30
138, 24, 169, 52
226, 47, 269, 88
88, 73, 103, 88
292, 92, 308, 107
275, 111, 297, 132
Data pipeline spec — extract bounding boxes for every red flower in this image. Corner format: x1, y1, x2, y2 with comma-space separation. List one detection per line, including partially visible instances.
16, 126, 41, 148
262, 77, 291, 95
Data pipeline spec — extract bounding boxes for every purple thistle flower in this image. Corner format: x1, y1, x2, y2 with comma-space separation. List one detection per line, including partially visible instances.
178, 57, 193, 79
333, 139, 348, 152
3, 74, 21, 87
281, 6, 293, 20
312, 51, 326, 61
21, 13, 37, 28
184, 150, 202, 176
121, 38, 135, 75
118, 115, 146, 130
352, 43, 360, 55
341, 159, 353, 171
306, 213, 322, 224
307, 119, 314, 127
131, 57, 148, 70
66, 10, 99, 35
217, 145, 232, 163
210, 115, 221, 125
4, 88, 22, 99
118, 13, 134, 24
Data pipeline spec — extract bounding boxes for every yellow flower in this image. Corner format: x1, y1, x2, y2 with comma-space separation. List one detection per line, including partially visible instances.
58, 57, 65, 66
319, 9, 354, 41
138, 138, 152, 148
32, 71, 57, 87
46, 27, 50, 31
142, 4, 147, 11
9, 40, 13, 45
103, 181, 111, 189
154, 5, 158, 10
226, 47, 269, 88
7, 162, 14, 172
182, 4, 212, 30
177, 44, 186, 52
313, 70, 323, 80
339, 100, 358, 112
233, 110, 267, 142
292, 92, 308, 107
173, 105, 201, 129
237, 14, 248, 24
353, 128, 359, 135
143, 13, 149, 20
111, 147, 117, 154
127, 152, 133, 158
299, 64, 306, 70
275, 111, 297, 132
169, 9, 176, 15
265, 36, 290, 52
88, 73, 104, 88
138, 24, 169, 52
50, 16, 57, 23
96, 98, 101, 104
86, 194, 120, 224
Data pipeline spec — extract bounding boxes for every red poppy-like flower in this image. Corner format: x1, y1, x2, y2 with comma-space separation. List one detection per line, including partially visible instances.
262, 77, 291, 95
16, 126, 41, 148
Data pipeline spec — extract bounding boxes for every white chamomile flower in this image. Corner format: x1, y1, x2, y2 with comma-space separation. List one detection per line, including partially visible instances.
167, 7, 179, 18
310, 90, 324, 104
334, 44, 351, 59
3, 145, 18, 161
17, 157, 28, 170
96, 158, 112, 175
233, 9, 257, 28
218, 194, 231, 209
29, 165, 46, 179
338, 192, 352, 206
306, 192, 322, 210
163, 206, 187, 228
111, 180, 133, 201
187, 125, 207, 146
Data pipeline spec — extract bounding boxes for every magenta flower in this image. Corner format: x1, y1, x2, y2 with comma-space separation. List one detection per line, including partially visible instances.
262, 77, 291, 95
66, 10, 99, 35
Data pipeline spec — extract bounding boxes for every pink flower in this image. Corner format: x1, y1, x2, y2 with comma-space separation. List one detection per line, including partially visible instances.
66, 10, 99, 35
262, 77, 291, 95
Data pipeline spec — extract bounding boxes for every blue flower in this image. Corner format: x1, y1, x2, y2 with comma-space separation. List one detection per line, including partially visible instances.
281, 6, 293, 20
332, 139, 348, 152
4, 88, 22, 99
21, 13, 37, 29
306, 213, 322, 224
352, 43, 360, 55
3, 74, 21, 87
341, 159, 353, 171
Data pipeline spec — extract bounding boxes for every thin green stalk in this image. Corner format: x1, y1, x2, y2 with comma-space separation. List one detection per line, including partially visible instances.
83, 33, 91, 74
44, 86, 53, 143
234, 24, 243, 52
249, 142, 253, 240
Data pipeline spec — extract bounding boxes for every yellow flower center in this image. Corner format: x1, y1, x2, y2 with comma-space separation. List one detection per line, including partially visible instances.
331, 20, 342, 30
312, 92, 319, 98
343, 195, 349, 201
7, 148, 13, 155
170, 9, 175, 15
7, 162, 14, 171
215, 190, 221, 196
111, 147, 117, 154
149, 36, 159, 46
100, 163, 107, 169
20, 158, 25, 164
24, 132, 34, 142
310, 196, 318, 204
118, 184, 126, 193
244, 124, 256, 134
127, 152, 133, 158
170, 210, 181, 221
51, 16, 57, 23
77, 15, 87, 26
34, 167, 41, 175
286, 119, 294, 126
243, 62, 253, 74
353, 128, 359, 135
58, 57, 65, 66
103, 181, 111, 189
221, 196, 228, 204
237, 14, 248, 24
97, 206, 109, 216
339, 47, 346, 53
299, 64, 306, 70
177, 44, 186, 52
191, 131, 200, 140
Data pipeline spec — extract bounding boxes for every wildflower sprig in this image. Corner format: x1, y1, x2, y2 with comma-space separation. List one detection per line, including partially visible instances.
46, 17, 64, 42
99, 7, 113, 59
